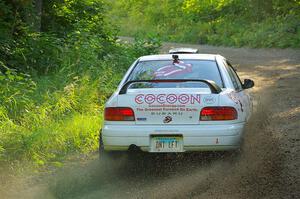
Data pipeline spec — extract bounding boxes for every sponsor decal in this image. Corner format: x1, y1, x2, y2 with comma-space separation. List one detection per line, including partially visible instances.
154, 61, 192, 78
137, 117, 147, 121
203, 95, 216, 104
163, 116, 172, 123
151, 112, 183, 116
135, 94, 201, 105
137, 108, 197, 116
137, 107, 197, 112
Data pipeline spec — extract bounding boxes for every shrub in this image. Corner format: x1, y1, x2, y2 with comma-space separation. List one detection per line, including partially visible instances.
0, 36, 160, 166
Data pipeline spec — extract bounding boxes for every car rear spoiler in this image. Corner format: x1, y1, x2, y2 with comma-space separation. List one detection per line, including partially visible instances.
119, 79, 222, 95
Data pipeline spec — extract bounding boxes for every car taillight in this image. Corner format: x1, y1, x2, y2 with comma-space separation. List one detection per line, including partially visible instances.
104, 107, 135, 121
200, 107, 237, 121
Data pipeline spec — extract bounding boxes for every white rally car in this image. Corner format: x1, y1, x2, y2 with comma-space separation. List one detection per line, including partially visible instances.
100, 49, 254, 154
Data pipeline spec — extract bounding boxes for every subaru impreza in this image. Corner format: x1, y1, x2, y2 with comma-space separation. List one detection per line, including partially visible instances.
100, 50, 254, 154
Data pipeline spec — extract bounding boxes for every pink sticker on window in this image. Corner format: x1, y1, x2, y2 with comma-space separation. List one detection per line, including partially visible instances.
154, 61, 192, 78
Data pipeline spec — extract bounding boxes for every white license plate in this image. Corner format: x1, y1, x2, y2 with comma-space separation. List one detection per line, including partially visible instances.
151, 136, 183, 152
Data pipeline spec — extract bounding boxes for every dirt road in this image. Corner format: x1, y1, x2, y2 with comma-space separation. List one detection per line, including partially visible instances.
1, 43, 300, 199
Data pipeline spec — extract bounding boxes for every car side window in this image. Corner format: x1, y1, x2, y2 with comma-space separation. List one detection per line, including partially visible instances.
224, 60, 243, 91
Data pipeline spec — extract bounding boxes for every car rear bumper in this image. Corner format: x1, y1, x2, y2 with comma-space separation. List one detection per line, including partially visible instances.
102, 123, 245, 152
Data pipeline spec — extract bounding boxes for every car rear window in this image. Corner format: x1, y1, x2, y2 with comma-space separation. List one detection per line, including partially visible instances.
127, 60, 223, 88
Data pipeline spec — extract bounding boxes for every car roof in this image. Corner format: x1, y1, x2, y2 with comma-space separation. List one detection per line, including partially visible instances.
139, 54, 220, 61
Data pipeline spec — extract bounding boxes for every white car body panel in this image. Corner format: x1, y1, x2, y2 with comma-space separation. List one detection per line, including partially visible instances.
102, 54, 253, 152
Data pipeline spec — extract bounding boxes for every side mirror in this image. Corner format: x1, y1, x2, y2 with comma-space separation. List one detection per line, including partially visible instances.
242, 79, 254, 89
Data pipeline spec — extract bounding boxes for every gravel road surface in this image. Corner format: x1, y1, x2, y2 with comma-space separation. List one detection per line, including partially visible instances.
1, 42, 299, 199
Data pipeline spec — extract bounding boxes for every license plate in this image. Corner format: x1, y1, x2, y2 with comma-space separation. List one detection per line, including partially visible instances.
151, 136, 183, 152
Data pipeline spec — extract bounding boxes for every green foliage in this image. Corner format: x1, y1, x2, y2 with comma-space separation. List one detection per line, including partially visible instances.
10, 33, 63, 74
0, 37, 160, 166
107, 0, 300, 48
0, 0, 161, 166
0, 62, 36, 118
43, 0, 114, 38
0, 0, 117, 74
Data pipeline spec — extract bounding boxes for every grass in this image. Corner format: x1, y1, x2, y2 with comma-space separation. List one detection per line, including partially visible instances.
0, 37, 161, 167
0, 73, 103, 166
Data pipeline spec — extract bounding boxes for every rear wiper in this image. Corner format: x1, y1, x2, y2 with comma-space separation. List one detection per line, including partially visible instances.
119, 79, 222, 95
